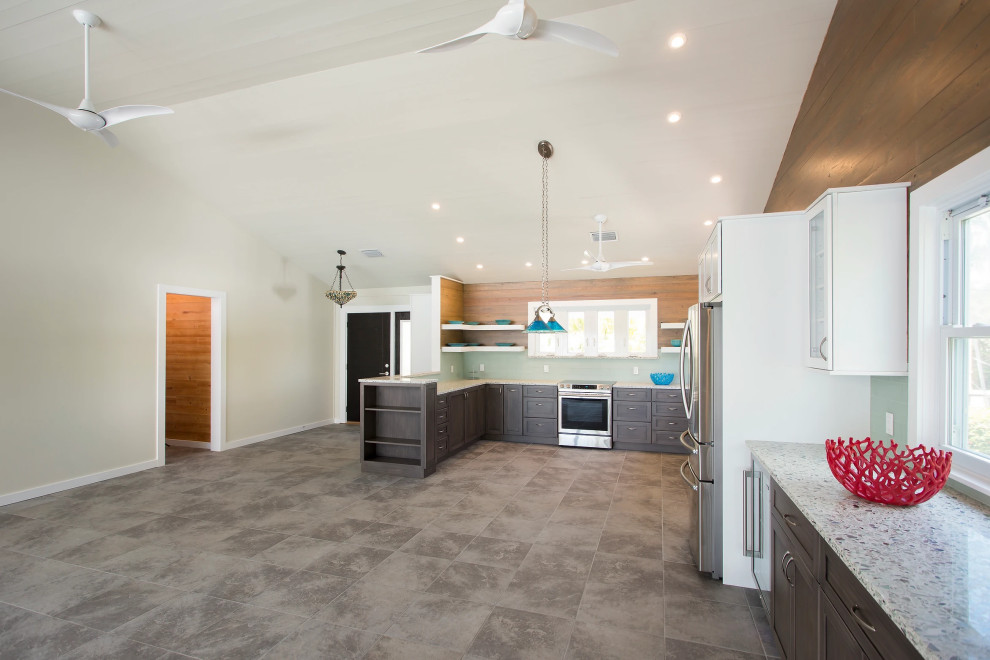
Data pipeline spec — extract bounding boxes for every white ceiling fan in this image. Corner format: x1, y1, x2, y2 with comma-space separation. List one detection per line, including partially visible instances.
0, 10, 173, 148
418, 0, 618, 57
564, 214, 654, 272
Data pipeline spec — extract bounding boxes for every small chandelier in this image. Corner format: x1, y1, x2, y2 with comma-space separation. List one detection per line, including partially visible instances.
524, 140, 566, 334
325, 250, 357, 306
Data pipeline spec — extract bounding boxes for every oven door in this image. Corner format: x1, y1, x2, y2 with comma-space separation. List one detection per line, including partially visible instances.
558, 394, 611, 436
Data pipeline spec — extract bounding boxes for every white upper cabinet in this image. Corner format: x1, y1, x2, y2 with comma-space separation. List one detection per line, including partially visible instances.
803, 183, 909, 375
699, 223, 722, 303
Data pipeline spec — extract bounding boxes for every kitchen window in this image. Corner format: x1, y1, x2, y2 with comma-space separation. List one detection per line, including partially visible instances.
528, 298, 658, 357
942, 199, 990, 466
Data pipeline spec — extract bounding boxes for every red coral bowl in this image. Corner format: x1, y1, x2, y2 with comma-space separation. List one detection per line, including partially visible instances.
824, 437, 952, 506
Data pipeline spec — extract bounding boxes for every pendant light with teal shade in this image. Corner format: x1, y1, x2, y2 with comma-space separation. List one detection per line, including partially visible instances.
524, 140, 567, 334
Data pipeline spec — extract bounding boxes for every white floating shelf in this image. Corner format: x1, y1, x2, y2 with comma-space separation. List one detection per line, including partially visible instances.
442, 346, 526, 352
659, 346, 681, 353
660, 322, 686, 329
442, 324, 524, 330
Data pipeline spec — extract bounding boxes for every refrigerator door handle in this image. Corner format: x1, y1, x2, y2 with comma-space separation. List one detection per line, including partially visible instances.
679, 319, 693, 419
679, 429, 698, 454
679, 459, 699, 492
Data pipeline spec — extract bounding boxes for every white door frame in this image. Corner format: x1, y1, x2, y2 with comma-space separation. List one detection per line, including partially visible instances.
334, 304, 410, 423
156, 284, 227, 462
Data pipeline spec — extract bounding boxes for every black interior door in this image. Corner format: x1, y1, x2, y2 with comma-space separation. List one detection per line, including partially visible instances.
347, 312, 390, 422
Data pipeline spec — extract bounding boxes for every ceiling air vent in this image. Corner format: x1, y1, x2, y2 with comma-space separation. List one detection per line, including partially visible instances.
590, 231, 618, 242
361, 249, 385, 258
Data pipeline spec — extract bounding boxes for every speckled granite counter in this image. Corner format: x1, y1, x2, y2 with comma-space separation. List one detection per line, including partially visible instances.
360, 376, 680, 394
748, 441, 990, 660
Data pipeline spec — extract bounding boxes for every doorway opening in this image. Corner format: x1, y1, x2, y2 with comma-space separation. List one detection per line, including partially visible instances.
156, 285, 226, 463
338, 307, 411, 423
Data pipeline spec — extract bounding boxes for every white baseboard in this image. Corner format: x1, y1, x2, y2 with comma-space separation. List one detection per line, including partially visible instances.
224, 419, 334, 451
165, 438, 211, 449
0, 459, 161, 507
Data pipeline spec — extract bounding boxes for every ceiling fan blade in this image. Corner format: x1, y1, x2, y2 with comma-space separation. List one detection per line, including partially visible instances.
419, 1, 524, 53
562, 266, 596, 271
530, 19, 619, 57
0, 87, 75, 120
92, 128, 119, 148
603, 261, 651, 269
100, 104, 173, 127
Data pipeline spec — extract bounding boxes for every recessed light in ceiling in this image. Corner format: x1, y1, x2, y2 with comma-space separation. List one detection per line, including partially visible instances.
525, 262, 533, 267
456, 237, 465, 243
710, 175, 722, 184
581, 260, 589, 265
431, 202, 440, 210
667, 111, 681, 123
704, 220, 714, 226
641, 257, 650, 262
360, 249, 384, 258
476, 264, 483, 269
668, 33, 687, 49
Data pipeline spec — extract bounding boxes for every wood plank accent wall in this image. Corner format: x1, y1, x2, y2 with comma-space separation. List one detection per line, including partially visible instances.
166, 294, 211, 443
462, 276, 698, 346
439, 277, 464, 346
765, 0, 990, 212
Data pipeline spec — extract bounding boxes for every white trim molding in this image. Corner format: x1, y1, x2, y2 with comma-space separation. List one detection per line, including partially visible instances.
0, 459, 160, 507
225, 419, 334, 451
156, 284, 227, 460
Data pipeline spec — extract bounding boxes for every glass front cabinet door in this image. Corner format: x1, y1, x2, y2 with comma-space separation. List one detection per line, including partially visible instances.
806, 196, 832, 370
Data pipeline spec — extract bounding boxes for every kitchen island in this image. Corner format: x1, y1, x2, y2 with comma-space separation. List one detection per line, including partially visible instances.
749, 440, 990, 660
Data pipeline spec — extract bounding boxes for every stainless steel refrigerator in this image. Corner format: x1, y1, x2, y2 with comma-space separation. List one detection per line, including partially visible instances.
679, 302, 722, 578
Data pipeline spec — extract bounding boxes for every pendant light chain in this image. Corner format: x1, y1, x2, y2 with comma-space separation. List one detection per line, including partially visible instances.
541, 152, 550, 305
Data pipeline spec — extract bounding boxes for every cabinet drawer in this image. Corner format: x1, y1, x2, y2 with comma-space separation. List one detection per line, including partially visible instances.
436, 394, 448, 408
436, 425, 448, 454
771, 484, 817, 567
652, 416, 687, 433
524, 398, 557, 418
524, 418, 557, 437
613, 421, 650, 444
652, 388, 682, 403
614, 401, 650, 422
523, 385, 557, 399
652, 430, 688, 452
652, 402, 686, 419
613, 388, 649, 402
436, 408, 449, 425
822, 544, 922, 660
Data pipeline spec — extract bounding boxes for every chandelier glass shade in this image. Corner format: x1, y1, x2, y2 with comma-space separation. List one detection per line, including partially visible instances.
524, 140, 566, 334
325, 250, 357, 307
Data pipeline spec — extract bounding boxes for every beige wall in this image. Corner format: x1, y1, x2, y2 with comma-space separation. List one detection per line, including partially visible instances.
0, 110, 334, 502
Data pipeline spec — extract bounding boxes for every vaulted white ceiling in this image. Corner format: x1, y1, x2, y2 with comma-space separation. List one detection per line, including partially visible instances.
0, 0, 836, 288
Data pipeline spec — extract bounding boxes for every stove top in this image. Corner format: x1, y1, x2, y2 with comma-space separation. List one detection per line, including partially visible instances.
557, 380, 616, 393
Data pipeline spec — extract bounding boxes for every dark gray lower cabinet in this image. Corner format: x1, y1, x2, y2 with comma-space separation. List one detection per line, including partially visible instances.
448, 391, 465, 451
485, 384, 503, 435
822, 595, 866, 660
771, 517, 818, 660
503, 385, 523, 435
465, 387, 484, 442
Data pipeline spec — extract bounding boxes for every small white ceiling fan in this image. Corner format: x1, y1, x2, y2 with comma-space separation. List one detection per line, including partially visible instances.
418, 0, 618, 57
0, 10, 173, 148
565, 214, 654, 272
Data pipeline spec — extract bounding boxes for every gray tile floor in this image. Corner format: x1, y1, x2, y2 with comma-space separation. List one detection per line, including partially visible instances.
0, 426, 781, 659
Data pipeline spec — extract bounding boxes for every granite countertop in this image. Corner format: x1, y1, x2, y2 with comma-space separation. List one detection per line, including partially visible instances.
359, 375, 680, 394
748, 441, 990, 660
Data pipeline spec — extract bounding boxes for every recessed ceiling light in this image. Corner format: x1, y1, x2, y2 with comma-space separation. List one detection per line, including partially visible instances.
704, 220, 714, 226
476, 264, 483, 269
431, 203, 440, 210
525, 262, 533, 267
710, 175, 722, 184
667, 111, 681, 123
456, 237, 465, 243
641, 257, 650, 262
668, 32, 687, 49
581, 260, 589, 265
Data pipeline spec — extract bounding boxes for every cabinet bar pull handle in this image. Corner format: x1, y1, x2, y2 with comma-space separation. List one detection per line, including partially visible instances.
779, 550, 791, 578
782, 513, 799, 528
851, 606, 877, 633
819, 336, 828, 362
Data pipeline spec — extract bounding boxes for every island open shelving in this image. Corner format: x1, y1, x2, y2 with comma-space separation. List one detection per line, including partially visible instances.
360, 381, 437, 478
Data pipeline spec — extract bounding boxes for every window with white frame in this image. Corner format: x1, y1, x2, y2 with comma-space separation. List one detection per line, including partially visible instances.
528, 299, 658, 357
942, 197, 990, 465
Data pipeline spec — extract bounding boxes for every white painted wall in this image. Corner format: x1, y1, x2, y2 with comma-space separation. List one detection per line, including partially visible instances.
719, 212, 870, 587
0, 112, 334, 504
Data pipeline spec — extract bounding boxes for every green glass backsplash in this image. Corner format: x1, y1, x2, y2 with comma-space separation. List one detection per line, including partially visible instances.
451, 351, 682, 385
870, 376, 909, 443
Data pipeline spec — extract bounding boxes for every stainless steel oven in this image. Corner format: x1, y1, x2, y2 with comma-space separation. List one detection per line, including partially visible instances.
557, 381, 614, 449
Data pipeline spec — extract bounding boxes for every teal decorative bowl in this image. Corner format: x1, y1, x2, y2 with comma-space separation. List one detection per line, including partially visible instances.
447, 320, 463, 324
465, 321, 480, 325
447, 343, 467, 347
495, 319, 513, 325
650, 372, 675, 386
495, 342, 515, 347
671, 339, 682, 347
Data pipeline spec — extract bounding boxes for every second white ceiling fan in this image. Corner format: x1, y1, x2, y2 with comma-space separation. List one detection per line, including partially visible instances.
565, 214, 653, 273
419, 0, 618, 57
